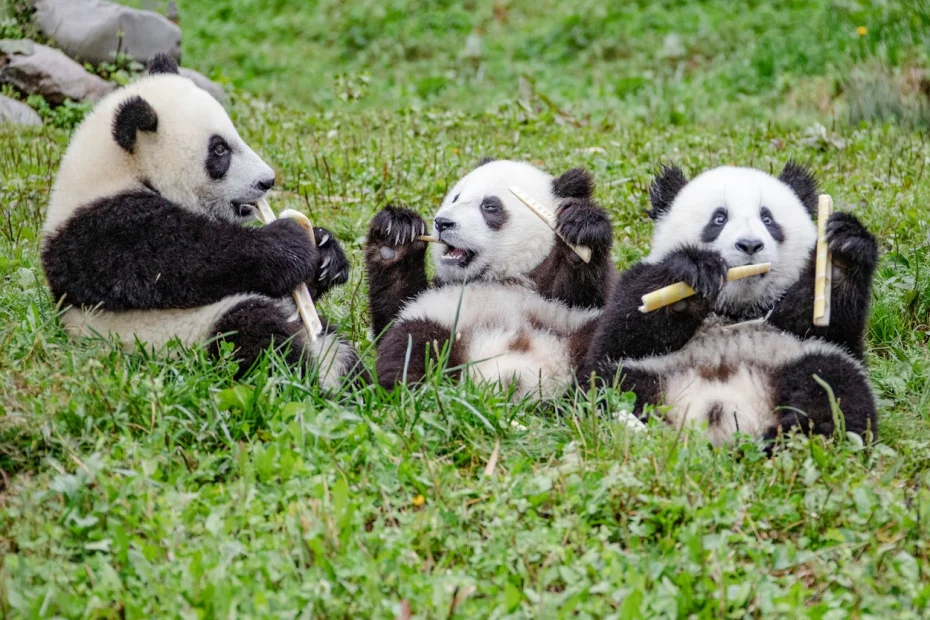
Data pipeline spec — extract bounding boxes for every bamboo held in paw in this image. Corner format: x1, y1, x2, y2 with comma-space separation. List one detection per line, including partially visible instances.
638, 263, 771, 313
508, 186, 593, 263
255, 198, 324, 343
813, 194, 833, 327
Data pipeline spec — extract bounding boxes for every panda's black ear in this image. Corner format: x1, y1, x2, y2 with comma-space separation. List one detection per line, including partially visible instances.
148, 53, 180, 75
778, 160, 818, 215
553, 168, 594, 199
648, 164, 688, 220
113, 95, 158, 153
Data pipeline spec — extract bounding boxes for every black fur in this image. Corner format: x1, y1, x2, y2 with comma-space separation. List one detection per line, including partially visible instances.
207, 296, 303, 378
700, 208, 728, 243
767, 212, 877, 358
777, 160, 818, 215
476, 157, 496, 167
148, 53, 180, 75
552, 168, 594, 200
375, 318, 466, 388
364, 205, 430, 339
580, 246, 726, 379
205, 135, 232, 180
41, 191, 347, 311
761, 207, 785, 243
648, 164, 689, 220
765, 352, 877, 444
480, 196, 509, 230
307, 227, 351, 299
529, 196, 616, 309
112, 96, 158, 153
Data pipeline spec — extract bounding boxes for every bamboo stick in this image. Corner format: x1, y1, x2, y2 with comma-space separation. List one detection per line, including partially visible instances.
508, 186, 593, 263
813, 194, 833, 327
638, 263, 771, 313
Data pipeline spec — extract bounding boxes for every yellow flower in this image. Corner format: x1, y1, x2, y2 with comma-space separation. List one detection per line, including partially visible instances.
412, 494, 425, 507
857, 26, 868, 36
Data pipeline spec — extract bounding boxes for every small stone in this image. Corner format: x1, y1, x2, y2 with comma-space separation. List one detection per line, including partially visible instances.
0, 40, 114, 104
0, 95, 42, 126
31, 0, 181, 66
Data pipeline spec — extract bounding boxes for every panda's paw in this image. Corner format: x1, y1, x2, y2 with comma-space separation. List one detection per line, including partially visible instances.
307, 227, 350, 297
367, 205, 428, 262
662, 245, 729, 300
826, 212, 877, 267
556, 198, 612, 252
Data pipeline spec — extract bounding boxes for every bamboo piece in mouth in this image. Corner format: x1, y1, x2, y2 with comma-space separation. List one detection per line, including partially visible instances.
813, 194, 833, 327
638, 263, 771, 313
508, 186, 593, 263
255, 198, 324, 343
417, 235, 441, 243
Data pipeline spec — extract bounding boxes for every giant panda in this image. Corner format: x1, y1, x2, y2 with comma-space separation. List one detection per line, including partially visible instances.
583, 162, 878, 446
41, 54, 361, 386
365, 159, 616, 400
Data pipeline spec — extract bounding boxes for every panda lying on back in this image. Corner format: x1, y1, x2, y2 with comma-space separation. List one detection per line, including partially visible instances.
365, 159, 616, 399
583, 162, 878, 446
41, 54, 360, 386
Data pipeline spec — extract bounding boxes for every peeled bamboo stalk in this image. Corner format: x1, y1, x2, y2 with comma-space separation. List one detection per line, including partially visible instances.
255, 199, 324, 343
638, 263, 771, 313
508, 186, 593, 263
813, 194, 833, 327
418, 234, 440, 243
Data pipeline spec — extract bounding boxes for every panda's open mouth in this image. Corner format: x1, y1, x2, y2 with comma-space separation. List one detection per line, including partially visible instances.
441, 244, 476, 268
231, 201, 257, 218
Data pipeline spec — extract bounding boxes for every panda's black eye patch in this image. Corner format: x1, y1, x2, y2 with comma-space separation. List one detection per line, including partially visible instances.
206, 135, 232, 180
760, 207, 784, 243
701, 207, 728, 242
480, 196, 508, 230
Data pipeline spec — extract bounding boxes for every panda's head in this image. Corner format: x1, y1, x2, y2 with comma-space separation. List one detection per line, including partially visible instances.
646, 162, 819, 314
45, 54, 274, 234
431, 159, 593, 283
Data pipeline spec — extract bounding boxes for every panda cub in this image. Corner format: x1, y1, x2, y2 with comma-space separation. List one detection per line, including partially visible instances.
41, 54, 359, 386
365, 159, 616, 400
584, 162, 878, 446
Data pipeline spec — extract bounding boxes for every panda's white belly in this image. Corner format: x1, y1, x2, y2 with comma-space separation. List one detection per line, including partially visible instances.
61, 293, 260, 351
399, 282, 600, 399
623, 319, 833, 445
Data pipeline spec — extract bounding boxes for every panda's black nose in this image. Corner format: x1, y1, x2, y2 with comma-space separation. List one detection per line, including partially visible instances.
255, 177, 275, 192
736, 238, 765, 255
434, 217, 455, 233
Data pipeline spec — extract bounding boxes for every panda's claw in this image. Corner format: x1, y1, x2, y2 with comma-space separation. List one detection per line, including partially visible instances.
321, 256, 331, 269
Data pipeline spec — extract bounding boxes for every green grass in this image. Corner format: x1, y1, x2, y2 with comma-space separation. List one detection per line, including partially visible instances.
3, 0, 930, 617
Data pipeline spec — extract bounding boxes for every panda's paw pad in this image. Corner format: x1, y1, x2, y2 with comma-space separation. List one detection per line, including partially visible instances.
368, 205, 428, 252
311, 227, 350, 289
664, 246, 728, 300
556, 198, 612, 250
826, 212, 877, 263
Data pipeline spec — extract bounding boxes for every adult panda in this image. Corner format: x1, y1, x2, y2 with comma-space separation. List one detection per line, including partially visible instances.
365, 159, 616, 400
583, 162, 878, 446
41, 54, 360, 386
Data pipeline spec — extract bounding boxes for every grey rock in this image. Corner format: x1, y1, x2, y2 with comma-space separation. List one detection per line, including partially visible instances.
179, 67, 228, 105
31, 0, 181, 66
0, 39, 114, 105
0, 95, 42, 126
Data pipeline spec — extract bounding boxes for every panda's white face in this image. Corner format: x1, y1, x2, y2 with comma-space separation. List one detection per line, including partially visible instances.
431, 160, 557, 283
44, 72, 275, 235
647, 166, 817, 314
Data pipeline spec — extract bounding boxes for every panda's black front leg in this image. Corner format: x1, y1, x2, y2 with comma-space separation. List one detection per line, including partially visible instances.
768, 212, 877, 358
581, 245, 727, 383
364, 206, 430, 339
304, 227, 351, 299
530, 197, 616, 309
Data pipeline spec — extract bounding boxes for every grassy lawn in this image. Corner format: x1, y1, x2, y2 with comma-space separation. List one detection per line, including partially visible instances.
2, 0, 930, 617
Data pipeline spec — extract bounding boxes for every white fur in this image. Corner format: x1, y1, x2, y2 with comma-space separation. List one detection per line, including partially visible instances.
400, 282, 600, 400
44, 72, 273, 236
623, 318, 866, 445
431, 160, 557, 282
646, 167, 817, 315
